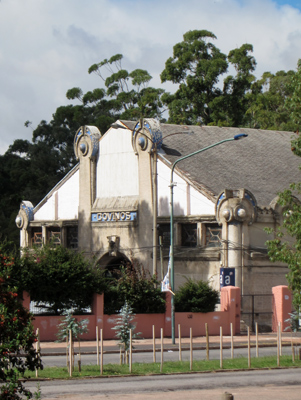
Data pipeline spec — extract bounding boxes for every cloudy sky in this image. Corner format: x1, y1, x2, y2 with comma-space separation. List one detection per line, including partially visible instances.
1, 0, 301, 154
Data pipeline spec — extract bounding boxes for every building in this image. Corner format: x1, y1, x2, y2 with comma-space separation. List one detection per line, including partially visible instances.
15, 119, 299, 328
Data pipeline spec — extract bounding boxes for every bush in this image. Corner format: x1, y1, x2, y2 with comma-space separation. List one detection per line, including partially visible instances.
103, 257, 166, 314
0, 245, 42, 399
16, 245, 104, 315
175, 278, 219, 312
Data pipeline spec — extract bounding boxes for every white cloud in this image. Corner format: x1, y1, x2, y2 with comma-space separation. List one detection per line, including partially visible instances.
1, 0, 301, 153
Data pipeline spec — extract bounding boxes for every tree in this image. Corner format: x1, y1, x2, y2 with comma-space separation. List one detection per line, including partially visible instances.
265, 124, 301, 315
112, 301, 140, 364
210, 44, 257, 127
161, 30, 228, 125
85, 54, 165, 120
174, 278, 219, 312
0, 245, 42, 399
16, 245, 104, 314
266, 184, 301, 314
103, 257, 166, 315
245, 69, 297, 130
284, 59, 301, 130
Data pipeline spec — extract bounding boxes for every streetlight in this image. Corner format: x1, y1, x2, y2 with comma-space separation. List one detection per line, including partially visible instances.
169, 133, 248, 344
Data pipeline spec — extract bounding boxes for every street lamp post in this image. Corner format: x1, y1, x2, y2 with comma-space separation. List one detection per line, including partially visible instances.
169, 133, 248, 344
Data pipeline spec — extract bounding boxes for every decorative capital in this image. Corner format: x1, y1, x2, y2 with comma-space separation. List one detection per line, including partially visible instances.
74, 125, 101, 160
15, 201, 34, 230
216, 189, 257, 225
132, 119, 162, 154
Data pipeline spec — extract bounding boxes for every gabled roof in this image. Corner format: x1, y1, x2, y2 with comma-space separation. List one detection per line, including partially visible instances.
121, 121, 300, 207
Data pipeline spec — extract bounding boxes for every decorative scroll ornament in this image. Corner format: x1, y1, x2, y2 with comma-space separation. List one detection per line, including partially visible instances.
132, 118, 162, 154
15, 201, 34, 230
74, 125, 101, 159
216, 189, 257, 225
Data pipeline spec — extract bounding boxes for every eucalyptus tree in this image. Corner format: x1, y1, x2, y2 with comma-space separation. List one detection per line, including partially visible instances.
161, 30, 228, 125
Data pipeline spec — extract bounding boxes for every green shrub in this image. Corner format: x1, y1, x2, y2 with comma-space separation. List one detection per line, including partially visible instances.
175, 278, 219, 312
103, 258, 166, 314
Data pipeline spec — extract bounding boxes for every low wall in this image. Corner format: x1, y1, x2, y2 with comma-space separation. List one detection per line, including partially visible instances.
23, 286, 241, 341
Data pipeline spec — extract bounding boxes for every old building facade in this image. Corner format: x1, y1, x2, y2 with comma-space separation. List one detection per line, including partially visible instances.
16, 119, 299, 328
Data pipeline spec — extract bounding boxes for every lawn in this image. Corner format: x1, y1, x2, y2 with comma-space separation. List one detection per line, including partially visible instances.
24, 355, 301, 380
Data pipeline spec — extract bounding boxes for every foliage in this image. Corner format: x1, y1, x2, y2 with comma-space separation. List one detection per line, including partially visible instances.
103, 257, 166, 315
112, 301, 140, 352
161, 30, 228, 126
174, 278, 219, 313
266, 182, 301, 312
56, 310, 89, 342
161, 30, 257, 127
16, 244, 104, 315
245, 70, 297, 130
0, 245, 42, 399
86, 54, 165, 121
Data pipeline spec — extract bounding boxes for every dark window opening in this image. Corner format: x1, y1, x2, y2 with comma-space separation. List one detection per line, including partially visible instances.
67, 226, 78, 249
181, 223, 197, 247
158, 224, 170, 248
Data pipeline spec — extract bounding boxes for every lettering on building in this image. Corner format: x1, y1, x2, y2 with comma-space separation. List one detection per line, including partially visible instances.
91, 211, 137, 223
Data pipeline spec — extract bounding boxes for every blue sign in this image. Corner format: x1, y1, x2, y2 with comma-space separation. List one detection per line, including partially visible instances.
91, 211, 137, 223
220, 268, 235, 289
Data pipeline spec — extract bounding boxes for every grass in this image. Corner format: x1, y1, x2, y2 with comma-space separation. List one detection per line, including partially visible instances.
24, 355, 301, 380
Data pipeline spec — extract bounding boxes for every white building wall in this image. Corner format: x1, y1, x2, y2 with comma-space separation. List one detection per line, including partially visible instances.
157, 159, 215, 216
57, 170, 79, 219
96, 128, 139, 198
34, 169, 79, 220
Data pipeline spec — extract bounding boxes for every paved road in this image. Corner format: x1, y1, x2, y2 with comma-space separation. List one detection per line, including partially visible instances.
41, 345, 294, 367
25, 368, 301, 399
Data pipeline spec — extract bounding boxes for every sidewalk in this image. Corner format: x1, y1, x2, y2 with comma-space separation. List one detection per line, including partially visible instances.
38, 332, 301, 356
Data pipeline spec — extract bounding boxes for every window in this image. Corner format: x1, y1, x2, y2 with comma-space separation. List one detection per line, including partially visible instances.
66, 226, 78, 249
31, 228, 42, 247
181, 223, 197, 247
47, 227, 61, 246
205, 224, 221, 248
158, 224, 170, 248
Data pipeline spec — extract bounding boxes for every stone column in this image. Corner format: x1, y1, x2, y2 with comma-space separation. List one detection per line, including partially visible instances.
216, 189, 257, 292
74, 126, 101, 254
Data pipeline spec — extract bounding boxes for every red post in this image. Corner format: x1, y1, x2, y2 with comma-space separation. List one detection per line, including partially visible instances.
272, 285, 292, 332
92, 293, 104, 332
220, 286, 241, 334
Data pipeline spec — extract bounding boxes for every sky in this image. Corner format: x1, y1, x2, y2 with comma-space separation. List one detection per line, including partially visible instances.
1, 0, 301, 154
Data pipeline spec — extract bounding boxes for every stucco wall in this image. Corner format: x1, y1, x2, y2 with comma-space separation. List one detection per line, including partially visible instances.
157, 159, 215, 217
96, 128, 139, 198
34, 169, 79, 221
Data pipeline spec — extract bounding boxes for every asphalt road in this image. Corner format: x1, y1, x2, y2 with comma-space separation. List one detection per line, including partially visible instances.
25, 368, 301, 399
40, 345, 294, 367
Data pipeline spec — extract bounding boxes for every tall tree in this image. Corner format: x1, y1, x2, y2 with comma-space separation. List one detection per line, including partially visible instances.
266, 131, 301, 313
86, 54, 165, 120
209, 44, 257, 127
161, 30, 228, 125
245, 69, 296, 130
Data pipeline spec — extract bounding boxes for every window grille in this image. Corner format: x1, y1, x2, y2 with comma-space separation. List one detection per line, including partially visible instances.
181, 223, 197, 247
31, 231, 42, 247
48, 228, 61, 246
205, 224, 222, 247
